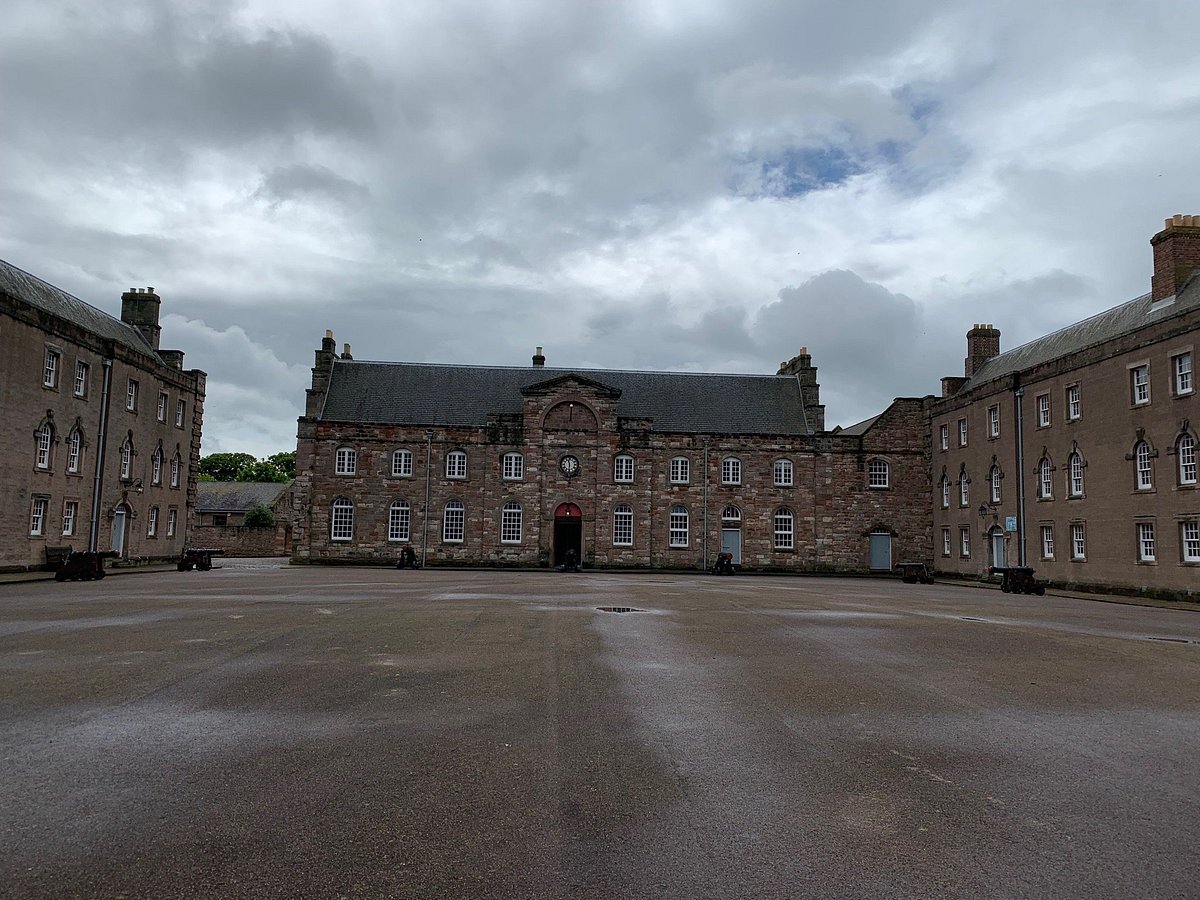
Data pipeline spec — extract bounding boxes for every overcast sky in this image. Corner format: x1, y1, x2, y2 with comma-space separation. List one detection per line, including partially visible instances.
3, 1, 1199, 458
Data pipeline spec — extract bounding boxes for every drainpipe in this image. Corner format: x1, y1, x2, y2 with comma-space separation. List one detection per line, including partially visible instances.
1013, 377, 1027, 566
88, 356, 114, 552
422, 429, 433, 567
702, 440, 710, 571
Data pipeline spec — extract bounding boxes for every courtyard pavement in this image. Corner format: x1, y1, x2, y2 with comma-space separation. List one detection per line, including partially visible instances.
1, 561, 1197, 899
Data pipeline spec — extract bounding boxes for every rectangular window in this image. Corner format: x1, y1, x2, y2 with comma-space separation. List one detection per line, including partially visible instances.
987, 405, 1000, 438
1066, 384, 1081, 420
939, 424, 948, 450
392, 450, 413, 477
388, 503, 410, 541
1036, 394, 1050, 428
773, 459, 793, 486
446, 451, 467, 479
774, 512, 794, 550
721, 458, 741, 485
157, 392, 168, 422
868, 459, 889, 489
147, 507, 159, 537
670, 457, 690, 484
1182, 522, 1200, 563
612, 507, 633, 546
959, 527, 970, 558
442, 506, 464, 543
960, 475, 969, 507
167, 508, 177, 538
942, 527, 951, 557
35, 427, 52, 469
669, 509, 689, 547
330, 504, 353, 541
74, 360, 89, 397
1137, 522, 1156, 562
213, 514, 228, 528
62, 501, 78, 537
30, 497, 48, 536
941, 478, 950, 509
500, 505, 522, 544
614, 456, 634, 483
1071, 523, 1086, 560
126, 379, 139, 411
958, 418, 968, 447
1174, 351, 1193, 395
175, 399, 185, 428
1130, 364, 1150, 405
170, 456, 180, 488
1040, 524, 1054, 559
335, 447, 357, 475
502, 453, 524, 480
43, 347, 60, 388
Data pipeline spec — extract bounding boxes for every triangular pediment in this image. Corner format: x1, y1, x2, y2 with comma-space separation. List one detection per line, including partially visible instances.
520, 372, 622, 398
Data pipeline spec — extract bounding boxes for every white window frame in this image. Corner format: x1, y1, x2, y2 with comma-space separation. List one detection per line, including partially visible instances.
62, 500, 77, 537
939, 424, 948, 451
867, 459, 889, 489
987, 405, 1000, 438
1038, 459, 1053, 499
958, 418, 968, 447
1179, 434, 1197, 485
959, 526, 970, 558
30, 497, 47, 536
1137, 522, 1156, 562
942, 527, 951, 557
669, 456, 690, 484
1071, 523, 1086, 560
443, 500, 465, 543
35, 425, 52, 470
501, 452, 524, 481
67, 430, 82, 474
500, 501, 522, 544
446, 450, 467, 480
392, 449, 413, 478
175, 399, 185, 428
773, 459, 793, 487
1066, 384, 1081, 421
388, 499, 410, 542
1040, 524, 1054, 559
157, 392, 168, 422
990, 465, 1001, 503
720, 457, 742, 486
1182, 521, 1200, 563
774, 508, 794, 550
959, 472, 969, 507
335, 446, 357, 475
940, 475, 950, 509
331, 497, 354, 541
1068, 452, 1084, 497
1135, 442, 1153, 490
43, 347, 60, 388
167, 508, 177, 538
1036, 394, 1051, 428
1130, 364, 1150, 406
170, 454, 181, 488
120, 439, 132, 481
1174, 351, 1193, 395
126, 379, 139, 412
668, 506, 689, 547
73, 360, 88, 397
147, 506, 159, 537
151, 448, 163, 485
614, 454, 634, 483
612, 504, 633, 546
721, 505, 741, 524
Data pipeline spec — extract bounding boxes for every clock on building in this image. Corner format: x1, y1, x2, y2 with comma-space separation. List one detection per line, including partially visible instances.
559, 455, 580, 477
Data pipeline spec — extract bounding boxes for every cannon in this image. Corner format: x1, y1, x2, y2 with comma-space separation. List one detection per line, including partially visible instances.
178, 548, 224, 572
896, 561, 935, 584
990, 565, 1046, 596
55, 550, 119, 582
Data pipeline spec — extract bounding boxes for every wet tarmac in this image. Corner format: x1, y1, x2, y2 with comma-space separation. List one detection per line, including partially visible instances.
1, 562, 1198, 899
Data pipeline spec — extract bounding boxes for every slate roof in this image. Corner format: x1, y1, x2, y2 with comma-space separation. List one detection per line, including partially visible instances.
196, 481, 293, 513
965, 270, 1200, 389
837, 413, 880, 436
0, 258, 160, 360
320, 361, 812, 435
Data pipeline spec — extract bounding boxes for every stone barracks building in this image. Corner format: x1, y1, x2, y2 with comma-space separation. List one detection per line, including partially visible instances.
293, 338, 929, 571
0, 261, 205, 572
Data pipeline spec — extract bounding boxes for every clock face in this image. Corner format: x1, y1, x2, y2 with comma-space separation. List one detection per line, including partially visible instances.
559, 455, 580, 477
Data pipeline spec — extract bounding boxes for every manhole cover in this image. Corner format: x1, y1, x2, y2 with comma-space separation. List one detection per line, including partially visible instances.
597, 607, 642, 613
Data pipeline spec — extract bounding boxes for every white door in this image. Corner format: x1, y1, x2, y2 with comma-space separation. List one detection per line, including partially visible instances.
721, 528, 742, 564
111, 509, 127, 556
991, 531, 1007, 567
868, 532, 892, 571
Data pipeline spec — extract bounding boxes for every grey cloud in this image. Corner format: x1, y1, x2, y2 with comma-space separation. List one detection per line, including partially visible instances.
255, 164, 370, 208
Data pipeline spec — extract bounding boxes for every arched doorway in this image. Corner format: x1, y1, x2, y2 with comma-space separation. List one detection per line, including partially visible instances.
553, 502, 583, 567
989, 526, 1007, 568
720, 505, 742, 564
111, 503, 131, 557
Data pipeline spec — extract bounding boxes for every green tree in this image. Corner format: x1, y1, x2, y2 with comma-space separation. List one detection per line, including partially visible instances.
267, 451, 296, 478
235, 460, 290, 483
198, 452, 257, 482
244, 504, 277, 528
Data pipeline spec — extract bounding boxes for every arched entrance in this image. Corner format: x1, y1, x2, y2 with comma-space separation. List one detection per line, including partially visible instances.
989, 526, 1007, 568
111, 503, 131, 557
553, 502, 583, 567
720, 505, 742, 564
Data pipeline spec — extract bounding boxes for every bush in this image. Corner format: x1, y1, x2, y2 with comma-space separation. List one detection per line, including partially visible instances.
244, 505, 276, 528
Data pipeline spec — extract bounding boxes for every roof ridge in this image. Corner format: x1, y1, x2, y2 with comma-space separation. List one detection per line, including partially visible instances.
338, 359, 795, 379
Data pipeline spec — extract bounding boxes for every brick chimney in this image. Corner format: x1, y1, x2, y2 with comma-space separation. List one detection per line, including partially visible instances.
306, 330, 338, 417
532, 346, 545, 367
965, 324, 1000, 378
777, 346, 825, 431
121, 286, 161, 350
1151, 214, 1200, 302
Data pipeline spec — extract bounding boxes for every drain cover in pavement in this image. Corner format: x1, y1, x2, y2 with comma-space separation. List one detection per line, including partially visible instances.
597, 606, 642, 613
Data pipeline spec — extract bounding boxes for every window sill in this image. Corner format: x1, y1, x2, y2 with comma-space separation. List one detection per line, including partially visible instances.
1136, 559, 1158, 566
868, 485, 890, 491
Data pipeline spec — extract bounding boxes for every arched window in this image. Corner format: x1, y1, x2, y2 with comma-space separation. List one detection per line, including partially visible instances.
1037, 458, 1053, 499
1179, 433, 1197, 485
868, 459, 889, 489
989, 465, 1002, 503
170, 452, 181, 488
119, 436, 133, 481
330, 497, 354, 541
500, 501, 522, 543
151, 445, 163, 485
446, 450, 467, 479
670, 456, 690, 484
34, 423, 53, 470
721, 457, 742, 485
392, 449, 413, 477
613, 454, 635, 483
501, 452, 524, 481
335, 446, 357, 475
67, 428, 83, 474
443, 500, 465, 542
612, 504, 634, 546
1067, 451, 1084, 497
940, 473, 950, 509
668, 506, 689, 547
959, 467, 970, 507
721, 505, 741, 524
773, 459, 794, 487
1134, 441, 1153, 490
388, 499, 410, 542
774, 508, 794, 550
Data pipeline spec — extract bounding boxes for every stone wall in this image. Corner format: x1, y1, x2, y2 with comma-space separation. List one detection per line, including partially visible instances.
190, 524, 290, 557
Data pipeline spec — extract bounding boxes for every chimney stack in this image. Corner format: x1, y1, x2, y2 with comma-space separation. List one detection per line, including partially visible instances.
777, 346, 824, 430
341, 343, 353, 360
1151, 214, 1200, 302
532, 346, 545, 367
120, 286, 162, 350
965, 324, 1001, 378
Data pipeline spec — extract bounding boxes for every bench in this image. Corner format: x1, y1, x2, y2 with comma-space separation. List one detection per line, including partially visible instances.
178, 548, 225, 572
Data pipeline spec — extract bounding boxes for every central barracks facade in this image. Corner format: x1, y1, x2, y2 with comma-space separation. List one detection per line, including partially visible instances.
293, 340, 929, 572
